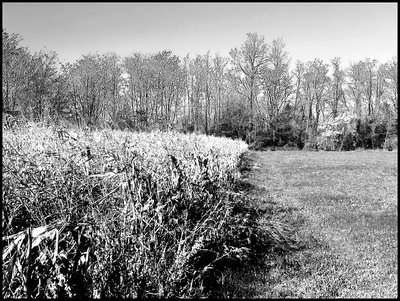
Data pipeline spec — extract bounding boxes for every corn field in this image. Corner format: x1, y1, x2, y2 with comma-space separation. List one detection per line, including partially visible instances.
2, 124, 279, 298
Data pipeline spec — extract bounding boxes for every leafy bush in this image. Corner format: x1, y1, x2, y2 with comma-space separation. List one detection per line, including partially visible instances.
383, 136, 397, 151
316, 113, 358, 151
303, 140, 319, 151
354, 118, 390, 149
283, 142, 299, 151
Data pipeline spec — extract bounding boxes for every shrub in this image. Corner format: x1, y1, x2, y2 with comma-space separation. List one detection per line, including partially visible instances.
341, 131, 356, 151
383, 136, 397, 151
316, 113, 358, 151
354, 118, 390, 149
283, 142, 299, 151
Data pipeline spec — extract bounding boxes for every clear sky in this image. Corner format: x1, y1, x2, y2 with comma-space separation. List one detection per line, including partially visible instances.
2, 2, 398, 68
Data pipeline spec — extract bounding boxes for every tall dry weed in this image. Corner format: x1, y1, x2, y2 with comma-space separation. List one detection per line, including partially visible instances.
2, 124, 290, 298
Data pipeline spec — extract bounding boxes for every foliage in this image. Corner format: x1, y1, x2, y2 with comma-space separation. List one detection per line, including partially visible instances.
383, 136, 397, 151
354, 118, 390, 149
214, 99, 251, 140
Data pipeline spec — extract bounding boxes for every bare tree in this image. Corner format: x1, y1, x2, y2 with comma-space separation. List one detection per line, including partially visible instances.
302, 59, 330, 143
329, 57, 346, 118
210, 53, 228, 132
385, 57, 398, 118
347, 61, 365, 119
123, 53, 154, 129
259, 38, 293, 142
64, 53, 121, 126
229, 32, 269, 142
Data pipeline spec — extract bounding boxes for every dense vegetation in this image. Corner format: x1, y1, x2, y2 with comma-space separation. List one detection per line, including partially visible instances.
3, 29, 397, 150
3, 125, 300, 298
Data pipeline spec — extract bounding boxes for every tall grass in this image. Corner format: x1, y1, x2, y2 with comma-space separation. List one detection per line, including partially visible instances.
2, 124, 279, 298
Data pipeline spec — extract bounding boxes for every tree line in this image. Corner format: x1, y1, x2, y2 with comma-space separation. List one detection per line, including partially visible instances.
2, 29, 398, 150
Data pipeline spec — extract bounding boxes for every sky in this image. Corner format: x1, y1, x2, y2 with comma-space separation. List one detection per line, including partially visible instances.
2, 2, 398, 68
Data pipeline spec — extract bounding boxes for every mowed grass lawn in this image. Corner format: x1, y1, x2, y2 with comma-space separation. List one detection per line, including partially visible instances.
238, 150, 397, 298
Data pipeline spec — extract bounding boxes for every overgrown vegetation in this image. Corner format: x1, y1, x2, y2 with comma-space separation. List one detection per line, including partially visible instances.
2, 124, 297, 298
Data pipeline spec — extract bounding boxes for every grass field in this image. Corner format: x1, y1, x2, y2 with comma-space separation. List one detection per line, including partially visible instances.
229, 150, 397, 298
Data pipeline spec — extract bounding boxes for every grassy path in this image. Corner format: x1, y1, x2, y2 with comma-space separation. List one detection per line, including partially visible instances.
232, 150, 397, 298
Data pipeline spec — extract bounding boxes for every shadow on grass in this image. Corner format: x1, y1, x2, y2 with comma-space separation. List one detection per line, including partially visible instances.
222, 173, 355, 298
220, 223, 356, 298
219, 183, 313, 298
